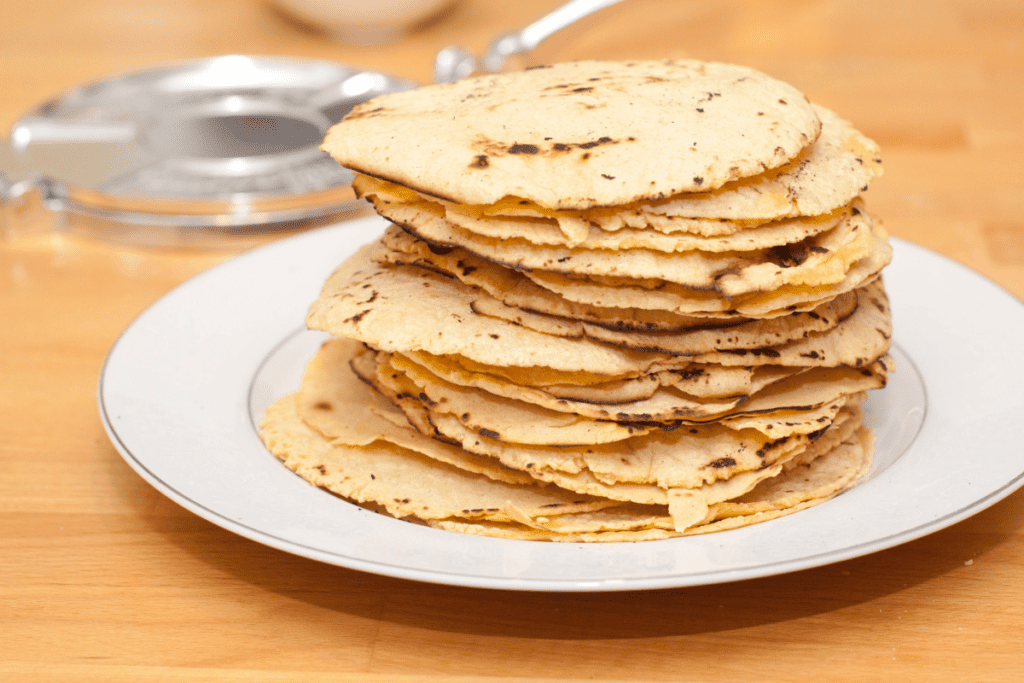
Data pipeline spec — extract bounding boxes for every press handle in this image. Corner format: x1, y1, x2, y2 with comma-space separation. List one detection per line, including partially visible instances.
1, 138, 62, 241
434, 0, 625, 83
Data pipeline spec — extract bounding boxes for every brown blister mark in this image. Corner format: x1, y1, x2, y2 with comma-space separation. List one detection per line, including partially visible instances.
551, 137, 619, 155
313, 401, 333, 411
315, 465, 327, 474
709, 457, 737, 469
756, 438, 787, 458
470, 154, 489, 168
693, 176, 704, 186
508, 143, 539, 155
346, 309, 372, 324
478, 428, 500, 439
769, 242, 812, 267
427, 242, 454, 256
602, 174, 615, 180
721, 347, 782, 358
806, 426, 830, 440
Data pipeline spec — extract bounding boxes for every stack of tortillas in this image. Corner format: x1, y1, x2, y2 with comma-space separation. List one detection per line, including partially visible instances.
259, 59, 894, 541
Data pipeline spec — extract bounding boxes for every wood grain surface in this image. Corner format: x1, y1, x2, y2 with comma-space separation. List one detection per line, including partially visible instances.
2, 1, 1023, 681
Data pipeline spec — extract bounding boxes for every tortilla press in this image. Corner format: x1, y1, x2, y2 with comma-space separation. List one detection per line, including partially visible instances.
0, 0, 622, 248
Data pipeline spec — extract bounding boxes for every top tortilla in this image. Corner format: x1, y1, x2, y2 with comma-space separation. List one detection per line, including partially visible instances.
322, 59, 821, 209
353, 105, 882, 240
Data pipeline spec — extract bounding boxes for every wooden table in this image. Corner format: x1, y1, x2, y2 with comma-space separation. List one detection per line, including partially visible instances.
3, 1, 1023, 680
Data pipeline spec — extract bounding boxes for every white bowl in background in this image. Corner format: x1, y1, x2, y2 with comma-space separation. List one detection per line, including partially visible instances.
271, 0, 454, 45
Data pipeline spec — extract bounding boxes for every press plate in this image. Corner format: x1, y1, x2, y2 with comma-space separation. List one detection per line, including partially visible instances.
0, 55, 416, 246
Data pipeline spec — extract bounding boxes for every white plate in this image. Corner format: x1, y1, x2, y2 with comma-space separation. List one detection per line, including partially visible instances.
99, 216, 1024, 592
